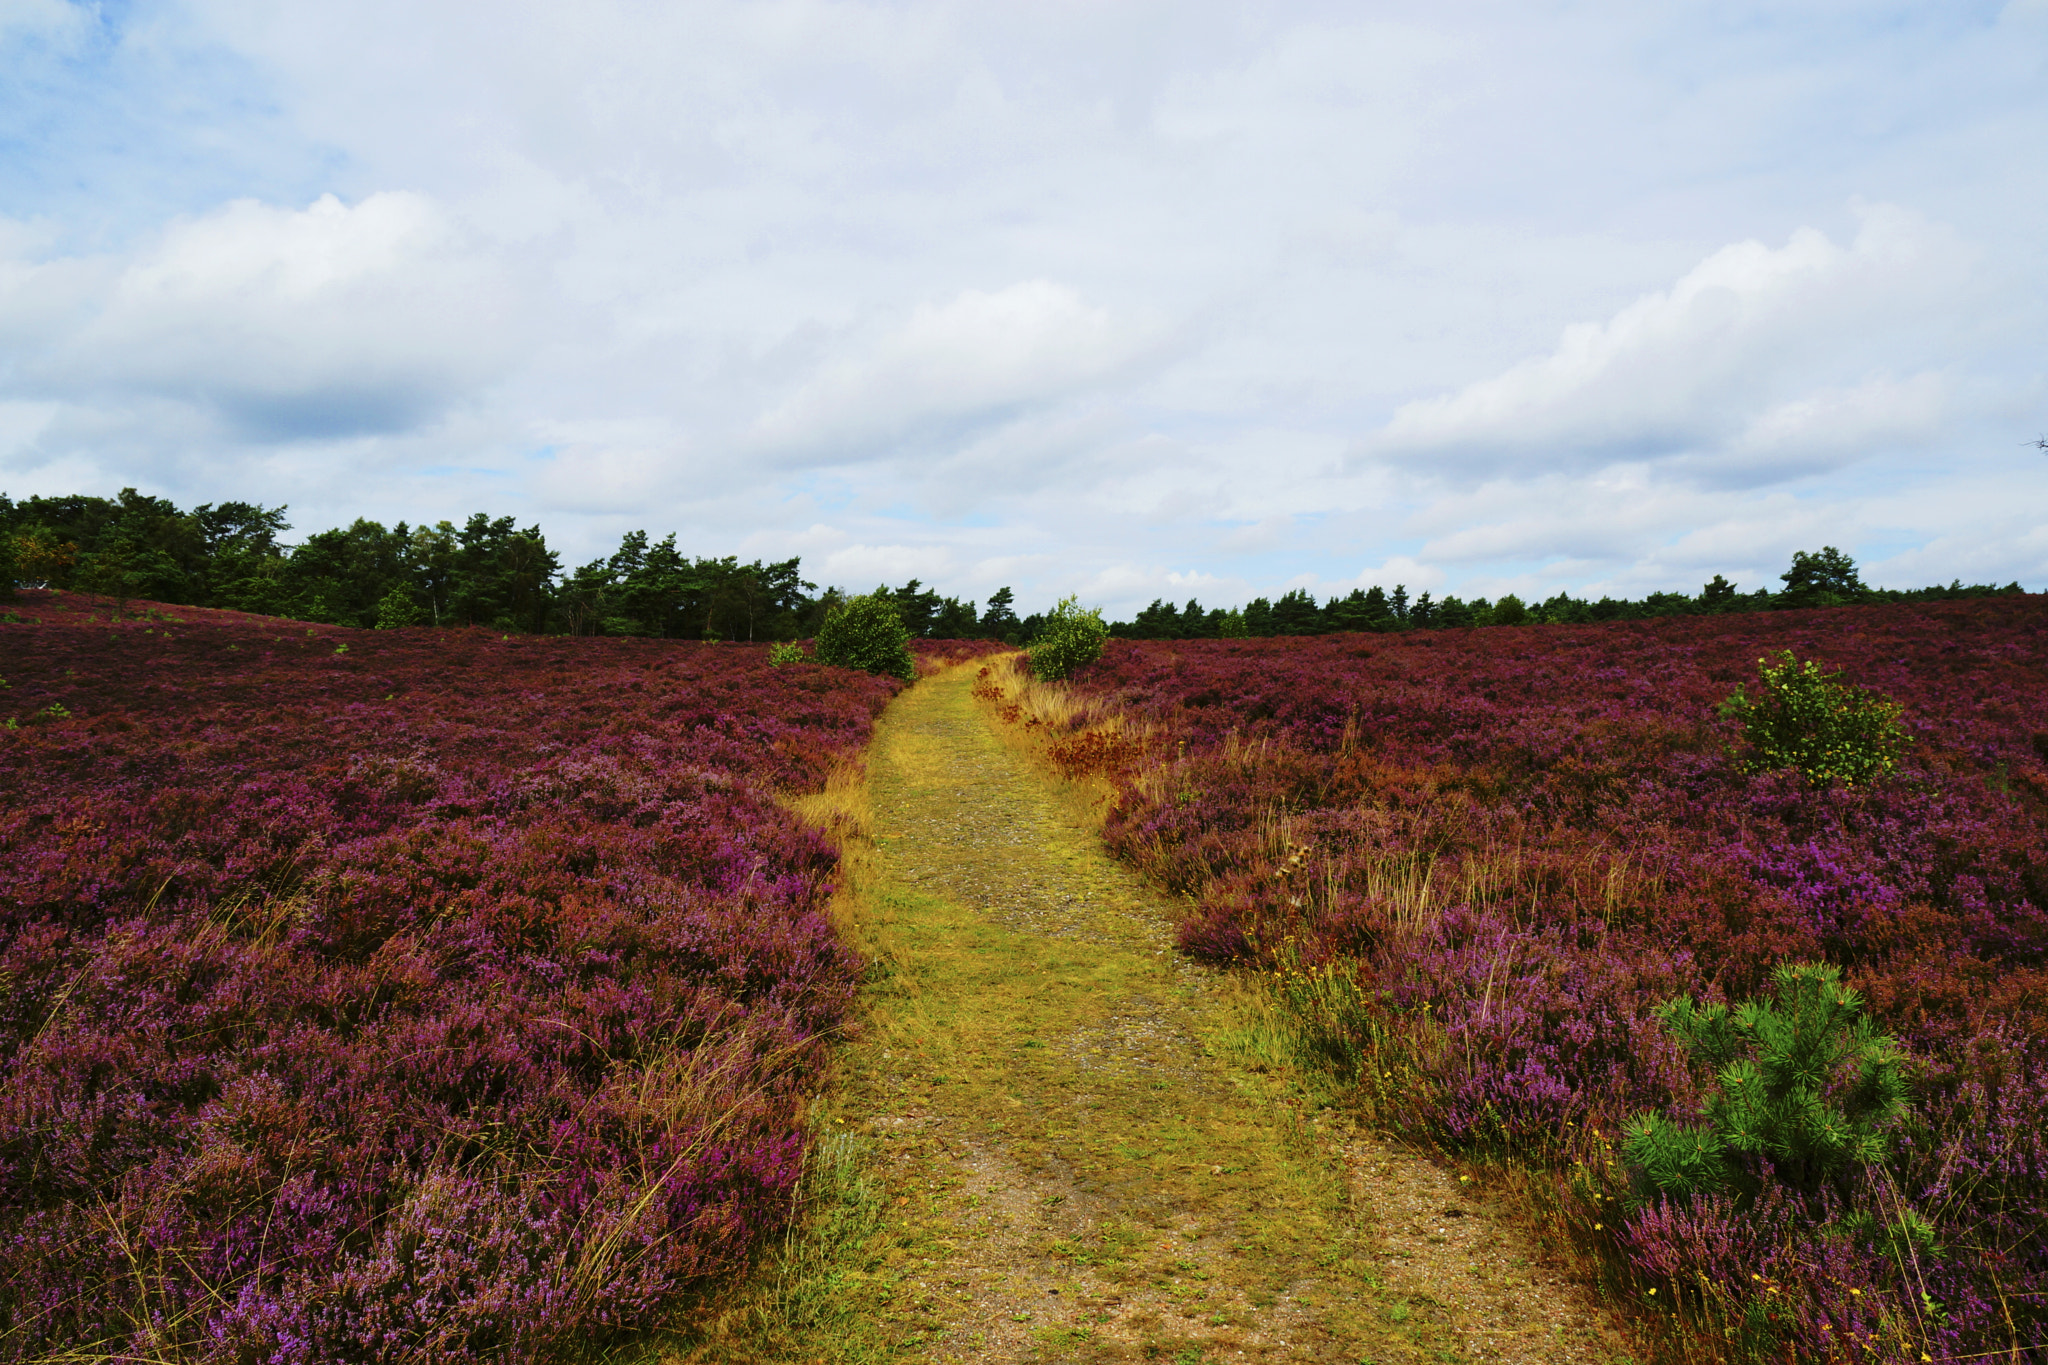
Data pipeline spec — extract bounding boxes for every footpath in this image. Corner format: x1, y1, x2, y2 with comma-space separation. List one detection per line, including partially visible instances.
696, 666, 1640, 1365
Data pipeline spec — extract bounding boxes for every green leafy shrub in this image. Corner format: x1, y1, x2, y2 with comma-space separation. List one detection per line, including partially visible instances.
1719, 649, 1907, 785
768, 641, 809, 666
375, 586, 423, 629
1624, 962, 1910, 1206
814, 592, 915, 680
1027, 595, 1108, 681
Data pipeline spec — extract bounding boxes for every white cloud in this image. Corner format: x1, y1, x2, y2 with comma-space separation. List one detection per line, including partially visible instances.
0, 400, 59, 458
1, 193, 526, 441
818, 542, 960, 590
750, 281, 1154, 462
2, 3, 2043, 606
1339, 556, 1446, 595
1364, 206, 1971, 484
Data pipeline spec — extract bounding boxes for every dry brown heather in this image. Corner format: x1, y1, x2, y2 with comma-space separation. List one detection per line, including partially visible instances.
658, 663, 1642, 1365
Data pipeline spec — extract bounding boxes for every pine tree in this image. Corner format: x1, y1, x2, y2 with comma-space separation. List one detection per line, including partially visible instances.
1625, 963, 1910, 1206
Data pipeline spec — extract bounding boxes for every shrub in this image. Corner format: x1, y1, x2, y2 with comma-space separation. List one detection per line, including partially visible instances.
1027, 595, 1108, 681
815, 591, 915, 679
375, 585, 424, 628
768, 641, 809, 666
1719, 649, 1907, 785
1623, 962, 1910, 1205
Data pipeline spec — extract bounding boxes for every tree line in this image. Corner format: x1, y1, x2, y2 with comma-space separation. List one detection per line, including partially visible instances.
0, 489, 1033, 641
1112, 546, 2026, 640
0, 489, 2026, 641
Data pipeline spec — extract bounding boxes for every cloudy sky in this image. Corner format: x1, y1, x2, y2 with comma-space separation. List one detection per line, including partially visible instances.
2, 0, 2043, 614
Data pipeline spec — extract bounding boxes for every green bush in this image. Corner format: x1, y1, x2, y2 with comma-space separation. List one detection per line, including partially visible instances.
375, 586, 424, 629
1624, 962, 1910, 1206
1718, 649, 1907, 785
768, 641, 808, 666
1027, 595, 1108, 681
814, 591, 915, 680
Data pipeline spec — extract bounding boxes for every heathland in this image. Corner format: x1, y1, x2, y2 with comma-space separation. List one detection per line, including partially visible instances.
3, 587, 2043, 1364
0, 592, 915, 1360
998, 595, 2047, 1363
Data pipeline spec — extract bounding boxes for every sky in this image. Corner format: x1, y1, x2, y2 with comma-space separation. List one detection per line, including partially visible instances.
1, 0, 2044, 616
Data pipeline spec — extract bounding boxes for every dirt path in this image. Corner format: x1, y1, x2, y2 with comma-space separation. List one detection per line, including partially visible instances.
799, 669, 1639, 1364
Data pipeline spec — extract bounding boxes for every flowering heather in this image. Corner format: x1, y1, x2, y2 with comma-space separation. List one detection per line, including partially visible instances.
1023, 597, 2048, 1362
0, 591, 901, 1362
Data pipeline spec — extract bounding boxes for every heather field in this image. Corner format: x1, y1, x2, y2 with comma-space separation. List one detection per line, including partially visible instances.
1015, 597, 2048, 1362
0, 592, 909, 1363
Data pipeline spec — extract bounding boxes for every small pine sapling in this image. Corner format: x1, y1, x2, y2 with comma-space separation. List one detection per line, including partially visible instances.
1625, 962, 1910, 1208
1719, 649, 1908, 785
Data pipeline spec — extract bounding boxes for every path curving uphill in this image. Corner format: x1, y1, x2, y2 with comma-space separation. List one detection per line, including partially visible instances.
813, 666, 1637, 1364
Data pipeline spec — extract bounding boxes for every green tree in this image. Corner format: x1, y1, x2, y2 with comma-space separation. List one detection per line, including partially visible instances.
605, 533, 697, 636
1698, 573, 1740, 613
815, 590, 915, 679
558, 558, 615, 636
890, 579, 943, 637
1271, 588, 1321, 635
284, 519, 410, 627
1777, 546, 1867, 610
982, 586, 1020, 640
1122, 599, 1182, 640
1323, 589, 1369, 633
376, 585, 425, 628
1538, 592, 1593, 624
706, 555, 812, 641
9, 527, 76, 590
444, 514, 559, 630
1243, 596, 1275, 636
406, 521, 460, 626
195, 502, 292, 613
1027, 595, 1108, 681
931, 595, 980, 638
